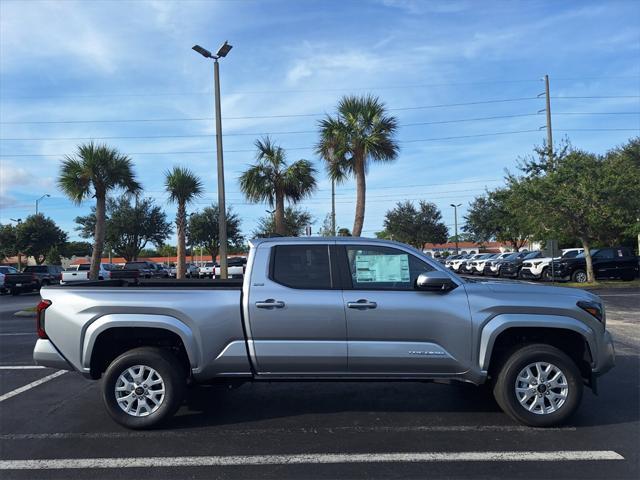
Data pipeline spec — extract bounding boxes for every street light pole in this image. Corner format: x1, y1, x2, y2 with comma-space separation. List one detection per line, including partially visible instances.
450, 203, 462, 255
193, 41, 233, 279
35, 194, 50, 215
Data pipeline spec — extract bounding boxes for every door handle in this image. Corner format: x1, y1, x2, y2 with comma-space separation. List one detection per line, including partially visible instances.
347, 299, 377, 310
255, 299, 286, 309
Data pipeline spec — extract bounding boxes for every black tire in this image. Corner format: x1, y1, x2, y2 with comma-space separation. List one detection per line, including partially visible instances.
541, 267, 552, 282
571, 269, 588, 283
493, 343, 583, 427
102, 347, 185, 429
10, 288, 19, 296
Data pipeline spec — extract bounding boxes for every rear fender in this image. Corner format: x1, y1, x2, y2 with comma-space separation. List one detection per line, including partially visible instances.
82, 314, 199, 372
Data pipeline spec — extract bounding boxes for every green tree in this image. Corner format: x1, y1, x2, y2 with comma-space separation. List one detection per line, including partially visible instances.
45, 246, 62, 265
516, 140, 640, 282
316, 95, 399, 236
318, 213, 334, 236
75, 197, 172, 262
0, 224, 18, 261
239, 137, 317, 235
58, 142, 141, 279
15, 214, 67, 264
61, 241, 93, 258
382, 201, 448, 248
253, 207, 313, 237
165, 167, 203, 279
157, 244, 177, 258
189, 204, 244, 261
463, 187, 531, 250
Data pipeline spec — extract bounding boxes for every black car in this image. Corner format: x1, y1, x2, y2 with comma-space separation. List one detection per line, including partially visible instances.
498, 251, 541, 278
551, 247, 638, 283
123, 261, 169, 279
3, 265, 64, 295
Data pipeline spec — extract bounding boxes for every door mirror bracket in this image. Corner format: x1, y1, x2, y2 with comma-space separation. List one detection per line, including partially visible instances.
415, 271, 457, 292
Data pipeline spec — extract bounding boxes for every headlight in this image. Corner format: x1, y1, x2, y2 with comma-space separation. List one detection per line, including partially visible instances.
577, 300, 604, 322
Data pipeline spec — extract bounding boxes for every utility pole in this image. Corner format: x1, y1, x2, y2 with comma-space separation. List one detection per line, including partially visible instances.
544, 74, 553, 158
450, 203, 461, 255
331, 179, 336, 236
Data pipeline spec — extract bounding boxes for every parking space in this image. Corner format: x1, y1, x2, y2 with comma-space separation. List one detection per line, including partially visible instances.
0, 288, 638, 479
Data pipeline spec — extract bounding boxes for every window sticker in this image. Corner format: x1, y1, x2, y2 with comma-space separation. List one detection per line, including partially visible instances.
354, 254, 410, 283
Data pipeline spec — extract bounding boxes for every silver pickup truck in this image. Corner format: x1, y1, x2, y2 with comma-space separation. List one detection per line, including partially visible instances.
34, 237, 615, 429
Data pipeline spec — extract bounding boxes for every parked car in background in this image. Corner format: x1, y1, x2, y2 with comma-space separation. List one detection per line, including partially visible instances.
168, 263, 198, 278
123, 261, 169, 279
0, 266, 19, 294
214, 257, 247, 279
519, 248, 584, 281
459, 253, 486, 275
484, 252, 526, 277
61, 264, 114, 284
480, 252, 513, 276
551, 247, 639, 283
448, 254, 472, 272
466, 253, 495, 275
443, 254, 462, 269
198, 262, 216, 278
499, 251, 542, 278
3, 265, 64, 295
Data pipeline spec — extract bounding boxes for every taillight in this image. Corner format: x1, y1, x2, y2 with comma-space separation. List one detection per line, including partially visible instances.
36, 300, 52, 339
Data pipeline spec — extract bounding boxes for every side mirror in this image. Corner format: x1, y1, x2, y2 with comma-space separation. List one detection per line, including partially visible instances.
415, 271, 457, 292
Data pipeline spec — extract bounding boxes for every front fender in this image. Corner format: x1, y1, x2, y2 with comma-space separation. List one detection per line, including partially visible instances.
81, 314, 199, 371
478, 313, 595, 371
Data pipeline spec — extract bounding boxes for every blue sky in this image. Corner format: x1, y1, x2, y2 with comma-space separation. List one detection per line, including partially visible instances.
1, 0, 639, 243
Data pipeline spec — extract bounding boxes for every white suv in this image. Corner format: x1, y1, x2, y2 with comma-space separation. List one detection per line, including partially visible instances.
519, 248, 584, 281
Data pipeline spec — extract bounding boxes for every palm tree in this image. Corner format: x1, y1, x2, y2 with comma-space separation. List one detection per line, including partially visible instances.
58, 142, 141, 280
239, 137, 317, 235
316, 95, 399, 236
165, 167, 203, 279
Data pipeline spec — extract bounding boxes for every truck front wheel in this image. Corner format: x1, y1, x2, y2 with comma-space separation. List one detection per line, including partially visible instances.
102, 347, 185, 429
493, 344, 583, 427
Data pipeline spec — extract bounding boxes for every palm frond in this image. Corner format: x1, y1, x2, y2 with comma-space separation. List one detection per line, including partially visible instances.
164, 166, 204, 205
282, 159, 317, 203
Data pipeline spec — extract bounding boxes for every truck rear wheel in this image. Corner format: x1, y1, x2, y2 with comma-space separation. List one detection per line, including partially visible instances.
493, 344, 582, 427
571, 269, 588, 283
102, 347, 185, 429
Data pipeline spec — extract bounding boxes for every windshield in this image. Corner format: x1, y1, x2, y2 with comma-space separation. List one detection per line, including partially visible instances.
503, 252, 520, 261
524, 251, 540, 260
124, 263, 147, 270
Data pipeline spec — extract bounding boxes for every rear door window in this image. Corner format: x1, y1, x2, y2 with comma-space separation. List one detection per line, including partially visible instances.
271, 245, 332, 289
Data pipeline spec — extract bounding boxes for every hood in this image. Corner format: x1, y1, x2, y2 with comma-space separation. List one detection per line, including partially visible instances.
482, 280, 598, 301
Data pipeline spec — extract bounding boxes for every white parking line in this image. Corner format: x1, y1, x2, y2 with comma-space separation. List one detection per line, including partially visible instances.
0, 366, 45, 370
0, 451, 624, 470
0, 333, 34, 336
0, 425, 576, 441
0, 370, 65, 403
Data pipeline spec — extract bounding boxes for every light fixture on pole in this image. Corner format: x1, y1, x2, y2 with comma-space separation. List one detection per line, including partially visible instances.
35, 194, 50, 215
450, 203, 462, 255
192, 40, 232, 279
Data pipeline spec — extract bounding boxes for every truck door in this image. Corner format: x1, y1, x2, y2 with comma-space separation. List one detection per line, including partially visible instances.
246, 243, 347, 375
339, 244, 472, 375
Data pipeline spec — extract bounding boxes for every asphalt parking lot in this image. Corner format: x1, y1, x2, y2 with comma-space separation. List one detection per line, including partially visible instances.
0, 286, 638, 479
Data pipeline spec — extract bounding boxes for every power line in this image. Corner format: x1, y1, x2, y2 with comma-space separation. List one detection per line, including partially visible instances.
2, 75, 638, 100
0, 129, 543, 157
0, 97, 542, 126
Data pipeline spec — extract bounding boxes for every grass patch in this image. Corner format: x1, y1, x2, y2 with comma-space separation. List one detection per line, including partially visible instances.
558, 279, 640, 289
